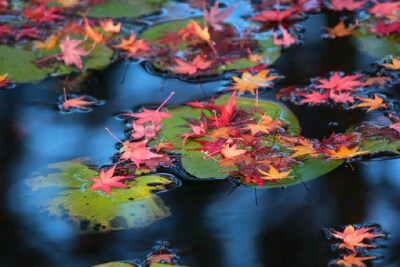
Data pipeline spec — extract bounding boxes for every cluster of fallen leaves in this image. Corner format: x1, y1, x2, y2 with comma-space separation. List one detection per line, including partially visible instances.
277, 70, 395, 112
325, 224, 386, 267
169, 92, 375, 187
324, 0, 400, 38
90, 92, 176, 194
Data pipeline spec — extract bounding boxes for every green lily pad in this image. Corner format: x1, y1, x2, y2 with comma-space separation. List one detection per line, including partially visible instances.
360, 138, 400, 154
156, 95, 342, 186
25, 159, 177, 233
353, 26, 400, 58
0, 39, 113, 84
88, 0, 167, 18
140, 19, 280, 74
0, 45, 53, 83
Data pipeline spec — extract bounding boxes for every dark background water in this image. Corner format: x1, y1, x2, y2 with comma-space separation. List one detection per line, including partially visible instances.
1, 1, 400, 266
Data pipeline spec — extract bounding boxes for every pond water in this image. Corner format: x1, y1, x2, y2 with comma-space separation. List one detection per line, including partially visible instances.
1, 0, 400, 266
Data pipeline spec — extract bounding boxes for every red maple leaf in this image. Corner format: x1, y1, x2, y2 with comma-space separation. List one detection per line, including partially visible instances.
194, 138, 227, 158
314, 72, 366, 92
90, 165, 128, 194
57, 35, 92, 71
173, 55, 213, 75
330, 0, 367, 11
12, 25, 45, 41
122, 92, 174, 125
24, 4, 63, 24
203, 0, 237, 30
180, 120, 208, 146
299, 91, 330, 105
209, 92, 237, 127
368, 20, 400, 35
369, 1, 400, 16
249, 8, 298, 22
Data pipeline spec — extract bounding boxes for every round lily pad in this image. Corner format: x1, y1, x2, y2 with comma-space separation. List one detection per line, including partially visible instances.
88, 0, 167, 18
140, 19, 281, 74
353, 26, 400, 58
24, 159, 178, 233
155, 95, 343, 187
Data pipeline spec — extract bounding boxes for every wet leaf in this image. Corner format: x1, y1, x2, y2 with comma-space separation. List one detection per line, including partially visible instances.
88, 0, 167, 18
25, 159, 177, 233
140, 19, 280, 74
154, 95, 343, 187
353, 26, 400, 58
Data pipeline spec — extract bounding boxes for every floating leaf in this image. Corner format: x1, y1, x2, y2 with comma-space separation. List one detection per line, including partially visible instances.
353, 26, 400, 58
88, 0, 167, 18
140, 19, 280, 74
154, 95, 342, 187
25, 159, 177, 233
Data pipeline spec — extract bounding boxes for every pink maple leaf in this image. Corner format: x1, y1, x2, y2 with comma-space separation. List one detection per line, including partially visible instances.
273, 26, 297, 47
120, 140, 163, 167
314, 72, 366, 92
90, 165, 128, 194
121, 92, 174, 125
369, 1, 400, 16
58, 35, 92, 71
204, 0, 237, 30
330, 0, 367, 11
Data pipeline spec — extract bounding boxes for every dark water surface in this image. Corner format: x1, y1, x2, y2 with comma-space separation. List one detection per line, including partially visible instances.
1, 1, 400, 267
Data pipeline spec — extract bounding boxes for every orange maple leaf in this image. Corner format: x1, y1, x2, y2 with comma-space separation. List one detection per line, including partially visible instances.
61, 88, 99, 111
113, 31, 152, 55
173, 55, 213, 75
190, 19, 210, 42
351, 94, 387, 112
380, 57, 400, 70
84, 17, 103, 43
0, 73, 10, 87
100, 19, 121, 33
335, 253, 375, 267
326, 145, 368, 159
221, 143, 247, 159
242, 115, 284, 135
325, 20, 358, 38
330, 225, 385, 252
230, 70, 279, 95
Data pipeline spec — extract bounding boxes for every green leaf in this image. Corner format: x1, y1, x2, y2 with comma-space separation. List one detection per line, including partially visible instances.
361, 138, 400, 154
0, 45, 53, 83
140, 19, 280, 74
25, 159, 177, 234
353, 26, 400, 58
88, 0, 167, 18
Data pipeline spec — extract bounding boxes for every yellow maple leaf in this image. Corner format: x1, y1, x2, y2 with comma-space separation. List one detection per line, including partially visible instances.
380, 57, 400, 70
288, 139, 319, 158
191, 20, 210, 41
58, 0, 79, 7
351, 94, 387, 112
221, 144, 247, 159
243, 115, 284, 135
231, 70, 279, 95
327, 145, 368, 159
258, 165, 293, 181
0, 73, 8, 82
35, 33, 61, 50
